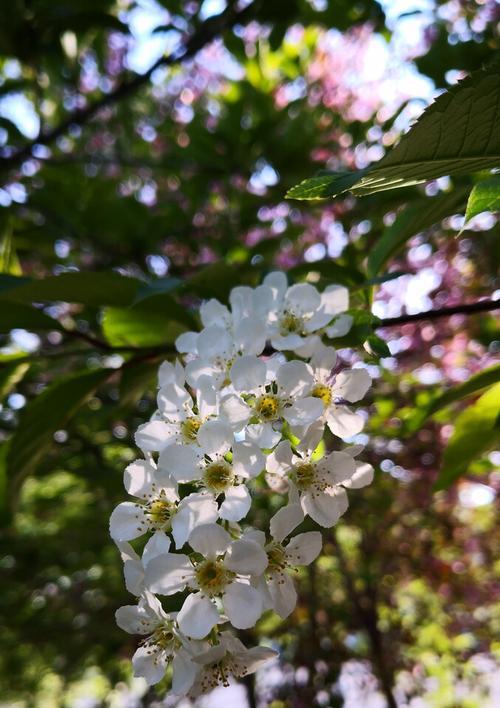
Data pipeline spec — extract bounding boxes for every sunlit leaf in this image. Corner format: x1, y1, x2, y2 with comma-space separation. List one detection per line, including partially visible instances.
287, 65, 500, 200
463, 175, 500, 224
434, 382, 500, 490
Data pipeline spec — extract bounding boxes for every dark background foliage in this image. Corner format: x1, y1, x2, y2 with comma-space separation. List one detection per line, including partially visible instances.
0, 0, 498, 705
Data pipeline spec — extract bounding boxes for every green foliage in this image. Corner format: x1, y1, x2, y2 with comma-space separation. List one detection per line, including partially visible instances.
367, 188, 468, 276
435, 382, 500, 490
287, 65, 500, 200
3, 367, 112, 511
464, 175, 500, 225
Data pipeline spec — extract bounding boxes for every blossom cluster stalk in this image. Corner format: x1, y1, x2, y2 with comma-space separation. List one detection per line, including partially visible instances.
111, 272, 374, 698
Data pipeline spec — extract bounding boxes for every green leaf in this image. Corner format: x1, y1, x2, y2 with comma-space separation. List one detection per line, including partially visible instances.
0, 272, 142, 307
434, 382, 500, 490
102, 308, 186, 347
187, 262, 243, 300
0, 302, 63, 333
132, 277, 183, 305
0, 227, 22, 275
365, 334, 391, 358
286, 171, 365, 200
6, 367, 112, 498
464, 175, 500, 224
0, 361, 30, 401
287, 65, 500, 201
288, 260, 365, 287
119, 360, 158, 410
367, 188, 468, 276
411, 363, 500, 431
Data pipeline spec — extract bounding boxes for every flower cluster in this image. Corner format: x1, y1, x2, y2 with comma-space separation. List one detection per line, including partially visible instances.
111, 272, 373, 698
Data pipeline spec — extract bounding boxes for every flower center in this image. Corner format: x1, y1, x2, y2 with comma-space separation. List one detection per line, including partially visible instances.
292, 462, 316, 491
180, 416, 201, 442
255, 394, 280, 421
311, 383, 332, 406
151, 625, 176, 650
280, 311, 303, 335
267, 543, 287, 571
195, 559, 234, 596
144, 494, 175, 530
203, 461, 235, 493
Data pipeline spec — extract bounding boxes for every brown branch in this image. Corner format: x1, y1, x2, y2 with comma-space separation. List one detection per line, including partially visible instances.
0, 1, 259, 173
378, 298, 499, 327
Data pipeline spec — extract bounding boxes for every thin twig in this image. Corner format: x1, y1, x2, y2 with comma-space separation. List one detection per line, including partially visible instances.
378, 298, 499, 327
0, 1, 259, 173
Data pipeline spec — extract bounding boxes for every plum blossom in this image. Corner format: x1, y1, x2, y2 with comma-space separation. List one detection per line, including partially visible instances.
112, 271, 375, 700
188, 631, 277, 698
246, 527, 322, 618
116, 591, 198, 690
109, 459, 218, 548
255, 271, 351, 352
265, 433, 369, 527
305, 344, 372, 439
220, 355, 324, 443
145, 523, 268, 638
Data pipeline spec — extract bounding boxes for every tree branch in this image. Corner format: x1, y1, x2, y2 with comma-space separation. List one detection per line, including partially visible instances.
0, 1, 259, 173
378, 298, 499, 327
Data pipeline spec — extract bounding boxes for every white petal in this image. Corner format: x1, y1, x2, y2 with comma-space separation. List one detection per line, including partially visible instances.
325, 313, 353, 338
233, 440, 265, 479
230, 286, 253, 320
225, 538, 268, 576
270, 503, 304, 543
197, 419, 232, 456
230, 354, 267, 392
326, 406, 365, 438
284, 397, 324, 428
158, 359, 184, 387
185, 359, 220, 389
276, 360, 313, 398
142, 531, 171, 567
268, 572, 297, 619
189, 522, 231, 557
270, 332, 304, 351
157, 383, 191, 419
177, 593, 220, 639
333, 369, 371, 402
197, 324, 233, 359
245, 423, 282, 449
145, 553, 193, 594
301, 488, 348, 527
218, 484, 251, 522
176, 331, 199, 354
293, 335, 322, 358
266, 440, 294, 476
200, 298, 230, 327
158, 443, 201, 483
237, 646, 278, 673
220, 394, 251, 431
171, 493, 218, 549
285, 283, 321, 315
321, 284, 349, 316
115, 604, 152, 634
135, 420, 174, 453
343, 461, 374, 488
123, 559, 144, 595
171, 648, 198, 695
234, 318, 267, 356
132, 644, 168, 685
223, 582, 263, 629
109, 502, 145, 542
123, 460, 155, 498
310, 344, 337, 381
263, 271, 288, 297
320, 451, 357, 485
286, 531, 322, 565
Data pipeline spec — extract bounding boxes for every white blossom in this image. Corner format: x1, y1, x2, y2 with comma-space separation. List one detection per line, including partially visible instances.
145, 523, 268, 638
116, 591, 198, 690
